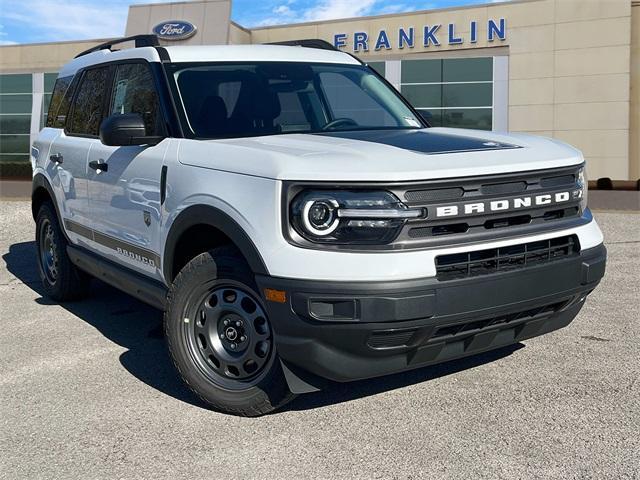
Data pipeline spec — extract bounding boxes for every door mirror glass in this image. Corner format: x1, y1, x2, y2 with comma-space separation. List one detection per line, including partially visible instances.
99, 113, 162, 146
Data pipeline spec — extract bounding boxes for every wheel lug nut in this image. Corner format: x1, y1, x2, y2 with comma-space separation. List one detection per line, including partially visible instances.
230, 343, 236, 349
240, 336, 246, 342
220, 333, 225, 339
223, 319, 229, 326
236, 321, 242, 327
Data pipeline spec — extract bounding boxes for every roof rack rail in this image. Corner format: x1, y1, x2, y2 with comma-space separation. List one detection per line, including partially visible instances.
267, 39, 338, 51
75, 34, 160, 58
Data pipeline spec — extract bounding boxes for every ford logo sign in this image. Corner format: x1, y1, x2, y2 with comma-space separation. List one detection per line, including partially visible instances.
152, 20, 197, 40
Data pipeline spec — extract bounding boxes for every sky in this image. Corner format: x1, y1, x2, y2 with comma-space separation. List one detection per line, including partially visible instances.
0, 0, 506, 46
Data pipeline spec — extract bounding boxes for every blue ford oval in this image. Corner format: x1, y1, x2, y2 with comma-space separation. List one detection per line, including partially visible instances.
152, 20, 197, 40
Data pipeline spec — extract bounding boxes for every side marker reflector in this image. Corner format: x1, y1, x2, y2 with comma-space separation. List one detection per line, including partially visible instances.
264, 288, 287, 303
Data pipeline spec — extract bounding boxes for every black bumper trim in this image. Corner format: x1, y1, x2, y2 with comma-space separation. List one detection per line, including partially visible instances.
256, 243, 606, 383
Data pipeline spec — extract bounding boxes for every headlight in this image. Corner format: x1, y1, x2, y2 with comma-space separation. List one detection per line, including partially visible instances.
577, 166, 588, 212
301, 198, 340, 236
290, 190, 423, 245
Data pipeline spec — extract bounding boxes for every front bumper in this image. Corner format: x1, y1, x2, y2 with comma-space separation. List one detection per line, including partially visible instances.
256, 243, 606, 386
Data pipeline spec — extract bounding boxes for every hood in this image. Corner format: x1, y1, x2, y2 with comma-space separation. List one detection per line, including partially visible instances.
177, 127, 584, 182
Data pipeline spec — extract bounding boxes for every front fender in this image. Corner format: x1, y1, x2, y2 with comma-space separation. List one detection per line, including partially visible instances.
162, 203, 269, 282
32, 173, 67, 235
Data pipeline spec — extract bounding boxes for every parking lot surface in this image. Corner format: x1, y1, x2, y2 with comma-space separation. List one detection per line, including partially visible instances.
1, 200, 638, 479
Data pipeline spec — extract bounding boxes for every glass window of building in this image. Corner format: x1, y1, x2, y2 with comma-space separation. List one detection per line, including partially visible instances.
400, 57, 493, 130
0, 73, 32, 177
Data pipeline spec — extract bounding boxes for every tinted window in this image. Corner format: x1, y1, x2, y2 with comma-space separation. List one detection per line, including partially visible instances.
46, 76, 73, 128
171, 62, 421, 139
109, 63, 161, 135
218, 81, 241, 113
319, 71, 397, 127
53, 75, 80, 129
274, 90, 312, 132
68, 67, 109, 136
41, 73, 59, 129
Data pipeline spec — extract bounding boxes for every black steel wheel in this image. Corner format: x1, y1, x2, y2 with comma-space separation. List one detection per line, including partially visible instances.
165, 246, 294, 416
38, 217, 59, 285
35, 202, 90, 301
185, 285, 274, 388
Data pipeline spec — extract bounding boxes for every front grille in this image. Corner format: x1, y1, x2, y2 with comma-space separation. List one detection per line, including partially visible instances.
386, 166, 585, 249
430, 300, 567, 340
366, 298, 570, 350
407, 206, 580, 239
435, 235, 580, 281
480, 181, 527, 195
540, 174, 575, 188
404, 187, 463, 203
367, 329, 417, 349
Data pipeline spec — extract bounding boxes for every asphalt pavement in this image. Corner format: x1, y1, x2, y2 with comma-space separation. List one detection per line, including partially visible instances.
1, 200, 638, 479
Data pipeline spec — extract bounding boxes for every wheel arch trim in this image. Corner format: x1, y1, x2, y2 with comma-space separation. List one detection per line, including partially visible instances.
163, 204, 269, 281
32, 173, 70, 241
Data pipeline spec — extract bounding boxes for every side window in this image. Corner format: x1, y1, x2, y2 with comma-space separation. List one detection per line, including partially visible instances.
45, 76, 73, 128
68, 67, 109, 136
109, 63, 161, 136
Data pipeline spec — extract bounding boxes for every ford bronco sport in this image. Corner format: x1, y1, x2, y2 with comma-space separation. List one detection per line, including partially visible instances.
31, 35, 606, 416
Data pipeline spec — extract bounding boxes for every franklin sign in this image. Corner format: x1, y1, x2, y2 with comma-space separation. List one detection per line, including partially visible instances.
152, 21, 197, 40
334, 18, 506, 52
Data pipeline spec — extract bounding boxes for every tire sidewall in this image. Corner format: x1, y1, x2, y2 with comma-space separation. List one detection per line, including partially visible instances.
35, 202, 89, 301
35, 203, 63, 297
165, 250, 290, 414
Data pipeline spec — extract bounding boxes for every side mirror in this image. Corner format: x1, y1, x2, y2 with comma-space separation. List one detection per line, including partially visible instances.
99, 113, 163, 146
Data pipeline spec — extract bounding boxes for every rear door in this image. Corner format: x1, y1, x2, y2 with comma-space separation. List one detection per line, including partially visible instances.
86, 61, 168, 279
48, 66, 110, 246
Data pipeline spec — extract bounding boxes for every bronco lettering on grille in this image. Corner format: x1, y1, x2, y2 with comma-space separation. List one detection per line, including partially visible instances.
435, 190, 580, 218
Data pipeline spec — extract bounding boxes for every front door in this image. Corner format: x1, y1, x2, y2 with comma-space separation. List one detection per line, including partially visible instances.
87, 62, 168, 280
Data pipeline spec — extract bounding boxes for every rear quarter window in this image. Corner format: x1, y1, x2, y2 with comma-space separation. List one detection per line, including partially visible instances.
45, 75, 74, 128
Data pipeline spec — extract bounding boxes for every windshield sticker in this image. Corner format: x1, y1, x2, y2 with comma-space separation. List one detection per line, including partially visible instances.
405, 118, 421, 128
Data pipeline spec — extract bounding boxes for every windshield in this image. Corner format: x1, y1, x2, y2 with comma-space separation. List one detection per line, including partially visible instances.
168, 62, 424, 139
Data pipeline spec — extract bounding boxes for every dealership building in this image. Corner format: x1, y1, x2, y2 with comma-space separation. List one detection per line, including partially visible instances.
0, 0, 638, 181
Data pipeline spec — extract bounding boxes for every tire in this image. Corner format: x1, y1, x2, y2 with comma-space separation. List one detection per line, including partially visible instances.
35, 202, 90, 301
165, 246, 295, 416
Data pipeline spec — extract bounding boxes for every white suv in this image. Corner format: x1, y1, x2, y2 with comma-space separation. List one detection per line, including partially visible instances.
31, 35, 606, 416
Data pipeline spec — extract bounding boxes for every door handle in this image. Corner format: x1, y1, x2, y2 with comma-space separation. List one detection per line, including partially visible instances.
50, 153, 63, 164
89, 160, 108, 172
